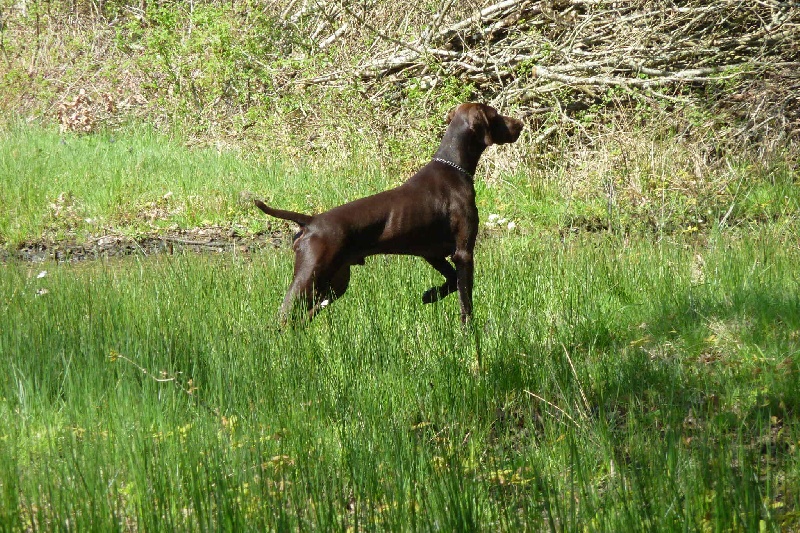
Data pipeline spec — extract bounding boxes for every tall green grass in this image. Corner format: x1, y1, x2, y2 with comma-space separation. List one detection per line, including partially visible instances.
0, 124, 401, 246
3, 124, 798, 251
2, 229, 798, 530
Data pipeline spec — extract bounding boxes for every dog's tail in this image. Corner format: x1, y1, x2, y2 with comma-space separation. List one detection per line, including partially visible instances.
254, 199, 313, 226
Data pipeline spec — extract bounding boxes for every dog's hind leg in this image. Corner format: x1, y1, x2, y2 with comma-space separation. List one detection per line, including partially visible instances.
279, 235, 334, 324
305, 264, 352, 320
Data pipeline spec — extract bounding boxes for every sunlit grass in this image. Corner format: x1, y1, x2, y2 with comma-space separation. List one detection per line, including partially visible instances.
1, 229, 798, 530
0, 124, 396, 247
3, 124, 797, 253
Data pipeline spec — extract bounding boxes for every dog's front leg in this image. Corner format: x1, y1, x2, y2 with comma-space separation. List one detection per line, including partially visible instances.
452, 213, 478, 323
452, 248, 474, 324
422, 257, 458, 303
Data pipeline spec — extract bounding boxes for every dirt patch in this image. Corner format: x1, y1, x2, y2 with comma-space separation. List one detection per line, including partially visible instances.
4, 226, 290, 263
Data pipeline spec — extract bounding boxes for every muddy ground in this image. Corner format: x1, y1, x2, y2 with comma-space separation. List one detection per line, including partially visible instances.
2, 227, 289, 263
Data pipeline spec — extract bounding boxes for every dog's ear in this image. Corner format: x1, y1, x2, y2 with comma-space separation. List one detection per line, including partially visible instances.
445, 106, 458, 125
468, 106, 495, 146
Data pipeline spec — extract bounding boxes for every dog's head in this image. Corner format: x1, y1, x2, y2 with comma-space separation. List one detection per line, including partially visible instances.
445, 103, 524, 146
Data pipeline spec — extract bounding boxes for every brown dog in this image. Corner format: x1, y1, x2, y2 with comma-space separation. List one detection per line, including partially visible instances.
255, 102, 523, 323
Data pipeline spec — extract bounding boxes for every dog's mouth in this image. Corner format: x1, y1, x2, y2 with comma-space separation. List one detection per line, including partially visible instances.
496, 117, 524, 144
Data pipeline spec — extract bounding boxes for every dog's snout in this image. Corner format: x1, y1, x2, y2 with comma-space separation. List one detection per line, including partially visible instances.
495, 115, 523, 144
506, 117, 524, 141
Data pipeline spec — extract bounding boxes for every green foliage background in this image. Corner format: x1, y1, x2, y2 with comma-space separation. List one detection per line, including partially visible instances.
0, 4, 799, 529
0, 0, 797, 249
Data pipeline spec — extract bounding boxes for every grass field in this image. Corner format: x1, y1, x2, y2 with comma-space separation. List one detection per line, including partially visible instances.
1, 125, 799, 530
2, 228, 799, 530
0, 123, 413, 248
5, 122, 797, 255
2, 2, 798, 528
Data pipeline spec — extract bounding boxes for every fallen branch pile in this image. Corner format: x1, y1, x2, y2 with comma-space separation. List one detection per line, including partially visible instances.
291, 0, 799, 128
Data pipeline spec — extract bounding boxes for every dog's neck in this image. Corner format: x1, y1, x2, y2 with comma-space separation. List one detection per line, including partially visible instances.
432, 157, 474, 180
433, 126, 487, 180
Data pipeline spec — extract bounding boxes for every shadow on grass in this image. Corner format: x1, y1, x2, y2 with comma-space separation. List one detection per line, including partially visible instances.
481, 277, 800, 443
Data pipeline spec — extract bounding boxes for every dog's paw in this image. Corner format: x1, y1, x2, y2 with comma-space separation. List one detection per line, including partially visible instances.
422, 287, 440, 304
423, 281, 457, 304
